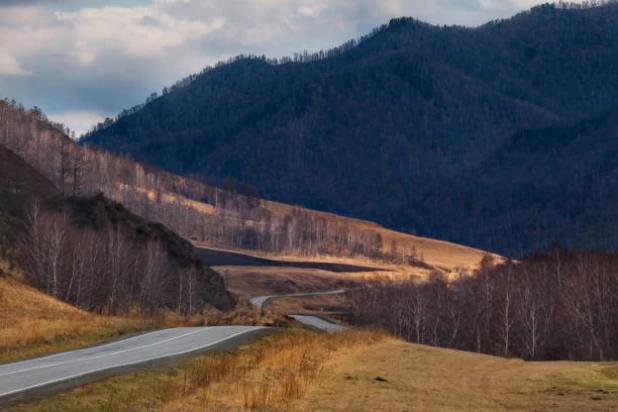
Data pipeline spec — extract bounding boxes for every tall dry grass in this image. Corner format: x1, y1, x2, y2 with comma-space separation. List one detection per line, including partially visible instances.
0, 275, 158, 363
156, 329, 386, 411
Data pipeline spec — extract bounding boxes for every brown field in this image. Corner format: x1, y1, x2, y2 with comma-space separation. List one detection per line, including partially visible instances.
218, 266, 367, 299
294, 340, 618, 412
122, 182, 499, 306
122, 180, 497, 273
199, 230, 495, 278
10, 327, 618, 412
205, 245, 485, 306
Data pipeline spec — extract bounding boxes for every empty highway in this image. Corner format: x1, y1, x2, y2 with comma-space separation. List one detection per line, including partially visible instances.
0, 326, 269, 408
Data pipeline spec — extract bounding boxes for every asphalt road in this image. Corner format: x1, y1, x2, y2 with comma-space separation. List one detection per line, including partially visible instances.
0, 326, 270, 408
288, 315, 347, 332
248, 289, 349, 332
249, 289, 347, 308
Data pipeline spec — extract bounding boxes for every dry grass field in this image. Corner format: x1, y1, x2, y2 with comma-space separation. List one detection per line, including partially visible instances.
0, 270, 158, 363
294, 340, 618, 412
10, 327, 617, 412
123, 181, 497, 274
119, 182, 500, 307
207, 245, 488, 306
218, 266, 367, 300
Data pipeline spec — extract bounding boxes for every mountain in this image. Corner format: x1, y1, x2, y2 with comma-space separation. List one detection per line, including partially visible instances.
81, 3, 618, 255
442, 107, 618, 254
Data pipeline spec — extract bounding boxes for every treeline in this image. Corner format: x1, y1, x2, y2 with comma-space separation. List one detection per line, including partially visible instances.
351, 249, 618, 361
0, 99, 424, 265
23, 201, 209, 315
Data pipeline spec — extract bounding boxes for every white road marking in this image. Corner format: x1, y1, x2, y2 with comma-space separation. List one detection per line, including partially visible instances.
0, 327, 264, 398
0, 328, 208, 378
0, 328, 166, 369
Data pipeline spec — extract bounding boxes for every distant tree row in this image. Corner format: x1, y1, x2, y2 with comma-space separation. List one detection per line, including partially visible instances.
22, 201, 205, 315
351, 248, 618, 361
0, 99, 427, 265
555, 0, 618, 10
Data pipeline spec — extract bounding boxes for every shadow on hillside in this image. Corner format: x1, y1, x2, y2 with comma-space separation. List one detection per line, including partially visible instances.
197, 248, 386, 273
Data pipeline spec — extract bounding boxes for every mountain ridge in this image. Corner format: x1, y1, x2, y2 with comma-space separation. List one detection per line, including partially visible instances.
82, 3, 618, 255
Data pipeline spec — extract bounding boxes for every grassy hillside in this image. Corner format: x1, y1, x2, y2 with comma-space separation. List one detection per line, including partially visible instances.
0, 267, 156, 363
294, 339, 618, 412
82, 3, 618, 255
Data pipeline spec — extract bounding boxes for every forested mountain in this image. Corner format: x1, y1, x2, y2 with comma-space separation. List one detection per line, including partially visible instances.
82, 3, 618, 255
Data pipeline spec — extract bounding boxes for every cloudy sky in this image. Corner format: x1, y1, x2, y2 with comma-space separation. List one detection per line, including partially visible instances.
1, 0, 558, 135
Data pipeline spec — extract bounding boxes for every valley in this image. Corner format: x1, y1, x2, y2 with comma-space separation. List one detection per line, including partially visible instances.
1, 1, 618, 410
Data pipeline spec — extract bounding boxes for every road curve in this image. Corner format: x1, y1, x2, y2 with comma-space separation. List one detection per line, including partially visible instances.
0, 326, 270, 408
249, 289, 347, 308
249, 289, 349, 332
288, 314, 347, 332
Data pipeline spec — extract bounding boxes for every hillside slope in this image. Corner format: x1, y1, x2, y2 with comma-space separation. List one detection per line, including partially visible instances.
0, 141, 233, 314
82, 3, 618, 255
425, 106, 618, 253
293, 339, 618, 411
0, 271, 155, 363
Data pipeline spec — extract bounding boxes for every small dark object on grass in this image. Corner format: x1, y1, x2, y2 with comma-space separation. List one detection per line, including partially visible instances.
374, 376, 388, 382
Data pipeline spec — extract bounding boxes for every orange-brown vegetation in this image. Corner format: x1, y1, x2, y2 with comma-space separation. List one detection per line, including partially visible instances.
0, 271, 156, 363
294, 339, 618, 412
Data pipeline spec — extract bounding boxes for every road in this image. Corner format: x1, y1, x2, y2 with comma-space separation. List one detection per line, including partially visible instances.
249, 289, 349, 332
0, 326, 269, 408
288, 315, 347, 332
249, 289, 347, 308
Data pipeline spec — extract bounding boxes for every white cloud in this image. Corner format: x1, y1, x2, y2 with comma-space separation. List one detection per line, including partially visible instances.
55, 6, 224, 60
49, 110, 110, 136
0, 51, 32, 76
